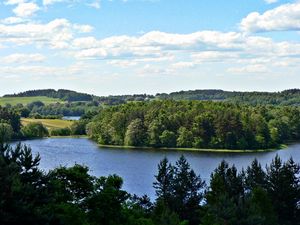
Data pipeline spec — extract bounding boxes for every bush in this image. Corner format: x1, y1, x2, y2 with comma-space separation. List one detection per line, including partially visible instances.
70, 120, 88, 135
21, 122, 49, 138
0, 123, 13, 142
51, 128, 71, 136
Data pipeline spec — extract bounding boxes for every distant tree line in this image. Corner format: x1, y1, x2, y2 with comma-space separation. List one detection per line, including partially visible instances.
7, 101, 99, 117
87, 100, 300, 150
5, 88, 300, 107
0, 142, 299, 225
157, 89, 300, 106
4, 89, 93, 102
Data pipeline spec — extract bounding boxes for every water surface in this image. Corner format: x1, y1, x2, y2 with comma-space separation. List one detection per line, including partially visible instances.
16, 138, 300, 199
62, 116, 81, 121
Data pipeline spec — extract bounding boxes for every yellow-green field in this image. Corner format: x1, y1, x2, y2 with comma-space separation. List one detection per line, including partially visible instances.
0, 96, 64, 106
21, 118, 73, 130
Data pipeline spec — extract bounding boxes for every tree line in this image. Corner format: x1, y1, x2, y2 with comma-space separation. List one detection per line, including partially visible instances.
0, 142, 299, 225
157, 89, 300, 106
4, 89, 93, 102
87, 100, 300, 150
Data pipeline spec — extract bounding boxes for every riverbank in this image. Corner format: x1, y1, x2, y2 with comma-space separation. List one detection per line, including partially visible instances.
97, 143, 288, 153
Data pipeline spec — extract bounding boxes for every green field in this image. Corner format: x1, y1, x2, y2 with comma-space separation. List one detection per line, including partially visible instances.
0, 96, 64, 106
21, 118, 73, 130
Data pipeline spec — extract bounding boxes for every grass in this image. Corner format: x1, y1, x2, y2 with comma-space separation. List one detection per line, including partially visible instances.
21, 118, 74, 130
0, 96, 64, 106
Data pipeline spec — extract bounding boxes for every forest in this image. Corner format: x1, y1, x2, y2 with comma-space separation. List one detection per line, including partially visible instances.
157, 89, 300, 106
4, 89, 94, 102
87, 100, 300, 150
0, 142, 299, 225
2, 94, 300, 150
3, 88, 300, 118
6, 88, 300, 107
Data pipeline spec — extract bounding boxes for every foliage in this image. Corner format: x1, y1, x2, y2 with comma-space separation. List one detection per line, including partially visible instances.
0, 142, 299, 225
70, 120, 88, 135
157, 88, 300, 106
88, 100, 300, 150
0, 96, 64, 106
21, 122, 49, 138
0, 123, 13, 143
4, 89, 93, 102
51, 127, 72, 136
0, 106, 21, 133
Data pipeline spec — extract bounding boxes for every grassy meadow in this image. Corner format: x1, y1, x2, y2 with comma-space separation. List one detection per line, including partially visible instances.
21, 118, 74, 130
0, 96, 64, 106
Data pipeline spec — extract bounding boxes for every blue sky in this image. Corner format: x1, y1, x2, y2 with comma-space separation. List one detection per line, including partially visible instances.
0, 0, 300, 96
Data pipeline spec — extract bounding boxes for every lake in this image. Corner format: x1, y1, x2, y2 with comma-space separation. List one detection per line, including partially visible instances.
15, 137, 300, 199
62, 116, 81, 121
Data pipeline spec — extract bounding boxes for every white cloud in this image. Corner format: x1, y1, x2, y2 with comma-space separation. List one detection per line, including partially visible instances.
4, 0, 25, 5
108, 60, 137, 68
72, 37, 99, 49
0, 19, 93, 48
0, 63, 89, 76
171, 62, 195, 69
42, 0, 101, 8
2, 53, 45, 64
13, 2, 40, 18
43, 0, 66, 6
87, 0, 101, 9
227, 64, 269, 74
264, 0, 277, 4
73, 24, 94, 33
69, 29, 300, 76
191, 51, 239, 63
72, 31, 244, 60
0, 17, 27, 24
241, 3, 300, 33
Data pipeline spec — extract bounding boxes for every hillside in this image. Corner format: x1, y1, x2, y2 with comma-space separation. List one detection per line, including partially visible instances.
21, 118, 73, 130
4, 89, 93, 102
0, 96, 64, 106
156, 89, 300, 106
3, 88, 300, 107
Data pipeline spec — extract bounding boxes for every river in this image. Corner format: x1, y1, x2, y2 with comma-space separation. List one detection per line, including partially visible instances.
14, 137, 300, 199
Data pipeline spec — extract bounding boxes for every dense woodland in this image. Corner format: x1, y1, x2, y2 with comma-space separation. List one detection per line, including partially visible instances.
0, 142, 299, 225
2, 89, 300, 150
87, 100, 300, 150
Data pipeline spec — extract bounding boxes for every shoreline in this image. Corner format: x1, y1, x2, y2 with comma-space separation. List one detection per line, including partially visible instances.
12, 136, 289, 153
96, 143, 288, 153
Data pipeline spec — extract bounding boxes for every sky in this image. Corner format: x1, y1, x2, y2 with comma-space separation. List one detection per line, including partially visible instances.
0, 0, 300, 96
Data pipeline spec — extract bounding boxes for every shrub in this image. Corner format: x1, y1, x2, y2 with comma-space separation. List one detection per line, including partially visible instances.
21, 122, 49, 138
51, 128, 71, 136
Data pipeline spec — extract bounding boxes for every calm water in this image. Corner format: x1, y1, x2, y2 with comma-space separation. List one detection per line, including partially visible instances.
62, 116, 81, 121
14, 138, 300, 199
